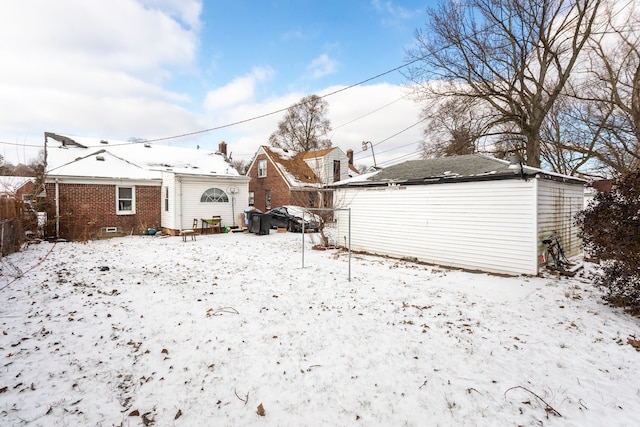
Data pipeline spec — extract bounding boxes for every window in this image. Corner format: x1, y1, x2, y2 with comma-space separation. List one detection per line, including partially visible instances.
22, 194, 34, 208
248, 191, 255, 205
258, 159, 267, 177
117, 186, 135, 214
265, 190, 271, 210
309, 191, 316, 207
200, 187, 229, 203
333, 160, 341, 183
164, 186, 169, 211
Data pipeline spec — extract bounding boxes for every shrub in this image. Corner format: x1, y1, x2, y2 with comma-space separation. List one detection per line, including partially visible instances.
576, 170, 640, 314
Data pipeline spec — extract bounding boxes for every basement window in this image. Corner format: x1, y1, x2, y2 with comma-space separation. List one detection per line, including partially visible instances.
116, 186, 135, 214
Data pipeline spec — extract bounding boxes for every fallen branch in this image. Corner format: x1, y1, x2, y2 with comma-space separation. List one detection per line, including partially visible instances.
234, 388, 249, 405
206, 307, 239, 317
504, 386, 562, 417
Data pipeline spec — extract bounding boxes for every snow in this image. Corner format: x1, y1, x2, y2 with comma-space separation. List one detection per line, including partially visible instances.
46, 134, 239, 179
1, 230, 639, 426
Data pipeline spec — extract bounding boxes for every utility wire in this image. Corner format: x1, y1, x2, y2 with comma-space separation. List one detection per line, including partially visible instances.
353, 139, 423, 161
331, 94, 410, 135
0, 140, 43, 148
143, 57, 425, 144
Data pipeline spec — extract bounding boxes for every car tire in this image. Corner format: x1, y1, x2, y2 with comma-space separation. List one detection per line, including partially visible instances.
287, 220, 296, 232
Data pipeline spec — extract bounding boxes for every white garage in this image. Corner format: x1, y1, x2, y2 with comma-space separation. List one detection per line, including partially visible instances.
333, 154, 584, 276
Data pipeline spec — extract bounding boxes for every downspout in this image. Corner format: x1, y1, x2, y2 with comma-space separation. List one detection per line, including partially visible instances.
533, 176, 539, 275
177, 176, 183, 231
55, 178, 60, 238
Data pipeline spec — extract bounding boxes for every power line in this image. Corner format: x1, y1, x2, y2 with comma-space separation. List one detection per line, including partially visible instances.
143, 57, 426, 144
378, 150, 422, 167
331, 94, 410, 135
0, 140, 43, 148
353, 139, 423, 161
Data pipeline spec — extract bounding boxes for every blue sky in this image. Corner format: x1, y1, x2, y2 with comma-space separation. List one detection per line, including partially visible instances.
0, 0, 436, 169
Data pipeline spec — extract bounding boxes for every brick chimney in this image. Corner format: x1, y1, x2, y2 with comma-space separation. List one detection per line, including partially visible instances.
346, 149, 354, 165
218, 141, 227, 156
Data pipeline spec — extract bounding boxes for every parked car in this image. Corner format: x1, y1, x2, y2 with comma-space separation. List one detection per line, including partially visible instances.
265, 205, 322, 232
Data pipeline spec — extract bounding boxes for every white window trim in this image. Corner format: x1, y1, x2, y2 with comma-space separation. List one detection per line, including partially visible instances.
116, 185, 136, 215
164, 186, 169, 212
258, 159, 267, 178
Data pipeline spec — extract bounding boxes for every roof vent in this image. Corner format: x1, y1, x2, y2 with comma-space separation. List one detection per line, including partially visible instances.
96, 155, 105, 161
100, 139, 108, 144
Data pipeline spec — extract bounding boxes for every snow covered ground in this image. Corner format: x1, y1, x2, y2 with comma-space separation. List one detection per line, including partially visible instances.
1, 229, 639, 426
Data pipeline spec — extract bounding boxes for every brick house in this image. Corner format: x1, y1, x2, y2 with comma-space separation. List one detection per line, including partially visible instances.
44, 133, 249, 240
0, 176, 36, 203
246, 145, 359, 212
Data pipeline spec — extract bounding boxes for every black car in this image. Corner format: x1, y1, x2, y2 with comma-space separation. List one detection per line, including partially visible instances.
265, 206, 322, 232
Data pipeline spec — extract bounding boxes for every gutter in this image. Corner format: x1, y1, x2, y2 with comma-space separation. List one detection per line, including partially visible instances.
333, 171, 584, 189
55, 178, 60, 238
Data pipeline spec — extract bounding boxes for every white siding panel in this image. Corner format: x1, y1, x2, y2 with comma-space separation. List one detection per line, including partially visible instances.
178, 178, 249, 230
536, 178, 584, 262
160, 172, 177, 230
306, 150, 349, 183
336, 180, 538, 275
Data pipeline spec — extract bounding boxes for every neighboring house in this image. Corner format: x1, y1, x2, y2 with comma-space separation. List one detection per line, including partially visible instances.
0, 176, 36, 205
331, 154, 585, 276
44, 133, 249, 240
246, 145, 359, 212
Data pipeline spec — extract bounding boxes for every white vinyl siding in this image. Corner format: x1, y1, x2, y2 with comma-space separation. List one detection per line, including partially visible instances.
160, 172, 177, 228
335, 180, 539, 276
178, 178, 249, 230
304, 149, 349, 184
160, 172, 249, 231
536, 178, 584, 262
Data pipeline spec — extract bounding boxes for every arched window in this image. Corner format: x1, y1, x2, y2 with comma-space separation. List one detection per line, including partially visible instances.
200, 187, 229, 203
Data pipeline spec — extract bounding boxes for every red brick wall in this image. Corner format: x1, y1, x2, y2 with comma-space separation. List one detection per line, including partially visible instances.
44, 182, 160, 240
15, 181, 35, 201
248, 154, 291, 211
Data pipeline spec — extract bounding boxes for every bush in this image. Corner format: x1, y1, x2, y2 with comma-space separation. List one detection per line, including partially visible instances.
576, 170, 640, 314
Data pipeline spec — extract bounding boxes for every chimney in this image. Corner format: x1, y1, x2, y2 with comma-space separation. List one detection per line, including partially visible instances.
218, 141, 227, 156
346, 149, 354, 165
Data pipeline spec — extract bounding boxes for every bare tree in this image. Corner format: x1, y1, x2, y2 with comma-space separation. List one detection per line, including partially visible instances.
269, 95, 332, 152
419, 96, 488, 158
406, 0, 602, 168
563, 3, 640, 175
231, 158, 250, 175
538, 95, 599, 176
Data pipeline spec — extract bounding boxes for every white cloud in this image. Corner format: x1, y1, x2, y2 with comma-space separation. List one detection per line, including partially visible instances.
306, 54, 338, 79
371, 0, 421, 24
0, 0, 425, 170
196, 83, 424, 170
140, 0, 202, 31
0, 0, 202, 163
203, 67, 275, 111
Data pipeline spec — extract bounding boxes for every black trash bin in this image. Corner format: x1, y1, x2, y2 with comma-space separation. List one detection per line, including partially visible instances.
259, 213, 271, 235
248, 211, 262, 234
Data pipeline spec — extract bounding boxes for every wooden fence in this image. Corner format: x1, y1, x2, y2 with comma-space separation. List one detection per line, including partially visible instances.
1, 196, 22, 257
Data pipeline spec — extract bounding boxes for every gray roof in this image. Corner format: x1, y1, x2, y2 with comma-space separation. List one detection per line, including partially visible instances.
335, 154, 584, 186
373, 155, 517, 181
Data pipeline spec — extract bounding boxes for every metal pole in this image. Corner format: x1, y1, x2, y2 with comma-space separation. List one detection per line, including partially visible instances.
302, 207, 351, 281
348, 208, 351, 282
231, 197, 236, 226
301, 211, 305, 269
